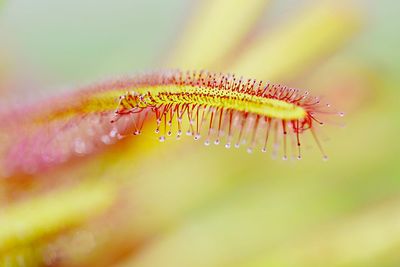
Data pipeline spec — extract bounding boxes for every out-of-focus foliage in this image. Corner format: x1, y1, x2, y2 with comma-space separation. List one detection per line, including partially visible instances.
168, 0, 270, 70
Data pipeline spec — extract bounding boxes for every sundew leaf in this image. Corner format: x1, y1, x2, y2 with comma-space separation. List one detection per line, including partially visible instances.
0, 70, 340, 176
0, 77, 136, 176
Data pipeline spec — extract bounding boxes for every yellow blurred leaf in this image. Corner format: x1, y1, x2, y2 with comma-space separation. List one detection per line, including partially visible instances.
229, 2, 361, 82
0, 180, 115, 253
169, 0, 270, 70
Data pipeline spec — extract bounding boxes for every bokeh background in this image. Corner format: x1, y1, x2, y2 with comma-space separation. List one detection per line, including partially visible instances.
1, 0, 400, 266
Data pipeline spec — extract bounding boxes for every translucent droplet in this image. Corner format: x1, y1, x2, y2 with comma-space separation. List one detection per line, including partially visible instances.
101, 135, 111, 144
261, 148, 267, 153
109, 128, 118, 138
225, 143, 231, 149
247, 148, 253, 154
204, 140, 210, 146
194, 134, 200, 140
234, 143, 240, 148
167, 131, 172, 136
159, 136, 165, 142
282, 155, 288, 160
74, 139, 86, 154
214, 139, 220, 145
186, 130, 192, 136
323, 155, 329, 161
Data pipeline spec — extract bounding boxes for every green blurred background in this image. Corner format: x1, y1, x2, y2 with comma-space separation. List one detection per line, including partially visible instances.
1, 0, 400, 266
